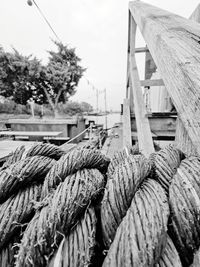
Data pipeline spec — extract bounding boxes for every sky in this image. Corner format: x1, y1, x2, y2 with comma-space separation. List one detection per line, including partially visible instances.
0, 0, 199, 111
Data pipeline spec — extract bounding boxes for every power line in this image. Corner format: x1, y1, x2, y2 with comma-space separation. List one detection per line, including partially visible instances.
28, 0, 62, 43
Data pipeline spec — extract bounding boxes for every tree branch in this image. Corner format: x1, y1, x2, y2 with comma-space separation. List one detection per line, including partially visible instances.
55, 88, 64, 106
42, 86, 55, 110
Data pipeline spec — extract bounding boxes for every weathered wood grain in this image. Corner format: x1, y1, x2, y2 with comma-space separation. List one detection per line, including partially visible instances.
129, 15, 154, 157
129, 1, 200, 155
175, 3, 200, 155
175, 117, 198, 156
144, 49, 157, 80
135, 46, 149, 53
140, 79, 164, 87
123, 99, 132, 147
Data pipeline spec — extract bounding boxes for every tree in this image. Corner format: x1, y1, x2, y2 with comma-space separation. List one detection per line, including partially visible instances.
0, 48, 36, 104
80, 102, 93, 113
37, 41, 85, 117
0, 41, 85, 117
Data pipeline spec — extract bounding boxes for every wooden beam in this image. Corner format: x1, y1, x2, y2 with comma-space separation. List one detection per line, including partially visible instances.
131, 113, 177, 132
126, 13, 134, 115
175, 117, 197, 156
135, 47, 149, 53
129, 16, 154, 157
144, 50, 157, 80
129, 1, 200, 155
123, 99, 132, 147
175, 3, 200, 155
132, 131, 175, 141
140, 79, 164, 87
128, 76, 134, 114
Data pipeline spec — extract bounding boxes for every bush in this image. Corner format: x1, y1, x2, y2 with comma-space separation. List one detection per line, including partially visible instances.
0, 99, 93, 117
58, 101, 93, 116
0, 100, 29, 114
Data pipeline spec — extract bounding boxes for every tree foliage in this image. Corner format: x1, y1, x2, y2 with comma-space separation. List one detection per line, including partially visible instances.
0, 41, 85, 116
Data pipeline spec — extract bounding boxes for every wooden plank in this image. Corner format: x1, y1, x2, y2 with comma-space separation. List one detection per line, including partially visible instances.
43, 136, 70, 141
144, 50, 157, 80
135, 47, 149, 53
132, 131, 175, 141
126, 13, 134, 114
0, 131, 62, 137
131, 113, 176, 132
140, 79, 164, 87
123, 99, 132, 147
175, 117, 197, 156
175, 3, 200, 155
129, 1, 200, 155
127, 71, 134, 114
129, 16, 154, 157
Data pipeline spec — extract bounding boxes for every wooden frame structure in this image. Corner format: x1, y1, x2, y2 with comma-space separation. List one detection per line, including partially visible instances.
124, 1, 200, 157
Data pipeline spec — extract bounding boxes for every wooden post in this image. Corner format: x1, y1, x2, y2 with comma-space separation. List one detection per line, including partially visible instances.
129, 15, 154, 157
127, 71, 134, 114
123, 98, 132, 147
129, 1, 200, 155
176, 3, 200, 155
126, 12, 134, 115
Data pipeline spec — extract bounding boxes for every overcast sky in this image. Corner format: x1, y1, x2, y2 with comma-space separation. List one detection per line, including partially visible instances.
0, 0, 199, 110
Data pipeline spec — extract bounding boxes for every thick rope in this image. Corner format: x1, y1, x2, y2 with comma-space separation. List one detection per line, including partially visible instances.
191, 248, 200, 267
41, 148, 110, 199
26, 143, 66, 160
0, 183, 42, 250
107, 144, 140, 177
102, 179, 169, 267
156, 235, 182, 267
1, 145, 25, 170
1, 140, 200, 266
48, 207, 96, 267
101, 154, 151, 247
0, 236, 20, 267
154, 145, 184, 192
15, 168, 104, 266
0, 156, 56, 204
169, 157, 200, 266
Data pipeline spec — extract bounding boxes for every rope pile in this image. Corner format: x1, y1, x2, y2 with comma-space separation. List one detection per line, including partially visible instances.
107, 145, 140, 176
101, 144, 200, 267
1, 141, 200, 266
0, 155, 55, 203
1, 145, 25, 170
102, 179, 169, 266
156, 235, 182, 267
16, 168, 105, 266
41, 148, 109, 198
101, 153, 151, 247
169, 157, 200, 266
26, 143, 66, 160
48, 207, 96, 267
0, 142, 109, 266
0, 183, 42, 250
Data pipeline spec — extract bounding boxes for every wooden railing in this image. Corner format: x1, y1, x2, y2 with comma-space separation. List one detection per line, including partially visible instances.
124, 1, 200, 157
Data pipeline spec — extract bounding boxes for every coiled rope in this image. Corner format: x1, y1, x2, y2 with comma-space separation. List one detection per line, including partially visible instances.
1, 141, 200, 266
101, 153, 151, 247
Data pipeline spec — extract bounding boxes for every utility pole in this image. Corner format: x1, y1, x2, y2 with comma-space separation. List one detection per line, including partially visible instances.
96, 89, 99, 113
104, 88, 108, 130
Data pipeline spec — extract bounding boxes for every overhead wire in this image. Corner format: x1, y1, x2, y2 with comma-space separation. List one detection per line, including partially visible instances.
30, 0, 62, 43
